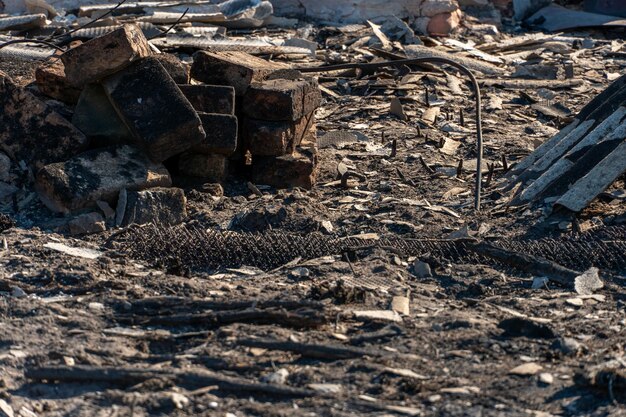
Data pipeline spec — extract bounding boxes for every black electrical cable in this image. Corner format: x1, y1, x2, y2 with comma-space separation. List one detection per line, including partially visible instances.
296, 57, 484, 210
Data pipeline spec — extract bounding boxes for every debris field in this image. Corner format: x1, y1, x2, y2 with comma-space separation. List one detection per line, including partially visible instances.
0, 0, 624, 416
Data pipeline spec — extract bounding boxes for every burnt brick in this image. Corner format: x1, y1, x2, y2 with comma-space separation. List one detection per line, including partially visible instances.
243, 112, 315, 156
36, 145, 171, 213
116, 187, 186, 227
243, 77, 321, 121
178, 152, 228, 182
61, 23, 152, 87
190, 50, 288, 96
102, 57, 206, 162
155, 53, 190, 84
0, 71, 89, 169
191, 113, 238, 156
178, 84, 235, 115
35, 59, 82, 104
252, 141, 318, 189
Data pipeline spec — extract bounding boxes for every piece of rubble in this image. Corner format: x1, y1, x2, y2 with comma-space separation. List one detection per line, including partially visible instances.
178, 84, 235, 115
61, 24, 152, 87
72, 84, 133, 147
509, 363, 543, 376
191, 113, 238, 155
190, 50, 288, 95
36, 145, 172, 213
155, 53, 190, 84
0, 71, 89, 169
116, 187, 186, 227
428, 11, 463, 35
35, 59, 82, 104
252, 143, 318, 189
243, 78, 322, 121
178, 152, 229, 182
243, 113, 314, 156
102, 57, 205, 162
68, 212, 106, 235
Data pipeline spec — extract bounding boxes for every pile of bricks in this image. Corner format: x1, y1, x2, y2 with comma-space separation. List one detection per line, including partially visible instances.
0, 23, 322, 232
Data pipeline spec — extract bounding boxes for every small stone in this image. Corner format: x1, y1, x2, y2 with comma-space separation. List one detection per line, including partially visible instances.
169, 393, 189, 409
61, 23, 152, 87
420, 0, 459, 17
566, 298, 584, 307
35, 59, 82, 104
36, 145, 172, 213
509, 362, 543, 376
551, 337, 581, 355
353, 310, 402, 323
261, 368, 289, 385
102, 57, 205, 162
390, 295, 410, 315
116, 187, 186, 227
427, 10, 462, 35
68, 212, 106, 235
289, 267, 310, 279
11, 286, 26, 298
0, 71, 89, 169
191, 50, 288, 95
0, 399, 13, 417
427, 394, 442, 403
178, 84, 235, 114
413, 260, 432, 278
179, 152, 229, 182
243, 78, 322, 121
539, 372, 554, 385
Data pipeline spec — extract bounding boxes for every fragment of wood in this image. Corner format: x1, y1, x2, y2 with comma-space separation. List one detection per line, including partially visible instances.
469, 242, 581, 287
555, 138, 626, 212
404, 45, 505, 76
118, 307, 327, 328
237, 337, 379, 359
479, 78, 583, 89
25, 365, 318, 398
514, 107, 626, 204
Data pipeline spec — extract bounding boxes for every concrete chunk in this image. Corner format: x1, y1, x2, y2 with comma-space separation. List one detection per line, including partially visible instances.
244, 112, 314, 156
102, 57, 206, 162
191, 113, 238, 155
72, 84, 133, 147
178, 84, 235, 115
243, 77, 321, 121
35, 59, 82, 104
178, 152, 228, 182
61, 23, 152, 87
116, 187, 186, 227
36, 145, 172, 213
0, 71, 89, 169
190, 50, 288, 95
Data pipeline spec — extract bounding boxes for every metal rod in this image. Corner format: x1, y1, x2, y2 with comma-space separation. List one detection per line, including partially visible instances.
297, 57, 484, 210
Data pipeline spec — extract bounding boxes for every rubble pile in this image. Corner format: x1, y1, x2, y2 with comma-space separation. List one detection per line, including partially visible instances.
0, 23, 322, 233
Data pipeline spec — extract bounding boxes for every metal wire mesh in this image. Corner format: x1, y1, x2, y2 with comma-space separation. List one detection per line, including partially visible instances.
107, 223, 626, 273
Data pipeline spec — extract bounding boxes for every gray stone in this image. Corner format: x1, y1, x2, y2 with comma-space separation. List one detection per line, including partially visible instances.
36, 145, 172, 213
413, 260, 432, 278
102, 57, 206, 162
68, 212, 106, 235
116, 187, 186, 227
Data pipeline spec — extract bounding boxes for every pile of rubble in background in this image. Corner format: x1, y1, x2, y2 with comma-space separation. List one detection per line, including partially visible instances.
1, 22, 321, 234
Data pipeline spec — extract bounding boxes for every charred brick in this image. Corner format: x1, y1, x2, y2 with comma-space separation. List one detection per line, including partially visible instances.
178, 84, 235, 115
191, 113, 238, 156
178, 152, 228, 182
35, 59, 82, 104
116, 187, 186, 227
243, 77, 322, 121
243, 112, 315, 156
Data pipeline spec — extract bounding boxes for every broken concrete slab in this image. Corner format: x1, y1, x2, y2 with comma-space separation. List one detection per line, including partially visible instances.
252, 142, 318, 189
61, 23, 152, 87
36, 145, 172, 213
102, 57, 206, 162
178, 152, 229, 182
178, 84, 235, 115
72, 84, 133, 147
191, 113, 238, 156
190, 50, 288, 96
68, 212, 106, 235
116, 187, 186, 227
0, 71, 89, 169
243, 112, 314, 156
35, 59, 82, 104
243, 78, 321, 121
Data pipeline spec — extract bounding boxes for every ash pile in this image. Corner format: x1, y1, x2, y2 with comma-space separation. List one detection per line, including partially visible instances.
0, 23, 321, 234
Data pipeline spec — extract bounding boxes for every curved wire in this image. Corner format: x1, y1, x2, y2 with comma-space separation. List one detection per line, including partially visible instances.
296, 57, 484, 210
148, 7, 189, 40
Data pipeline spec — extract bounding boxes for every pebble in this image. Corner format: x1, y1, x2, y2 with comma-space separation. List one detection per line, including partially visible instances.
261, 369, 289, 385
539, 372, 554, 385
509, 362, 543, 376
552, 337, 581, 355
413, 260, 432, 278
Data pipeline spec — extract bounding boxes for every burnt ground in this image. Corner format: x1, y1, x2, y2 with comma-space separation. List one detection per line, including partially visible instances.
0, 22, 625, 417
